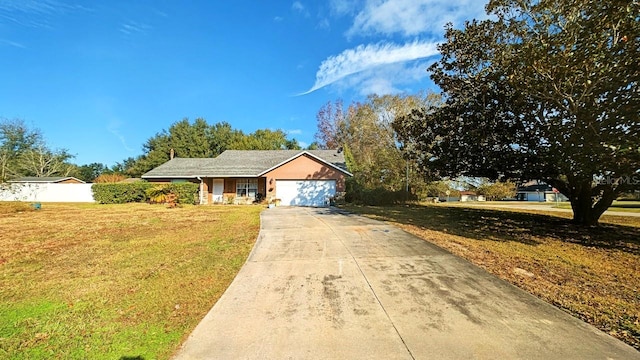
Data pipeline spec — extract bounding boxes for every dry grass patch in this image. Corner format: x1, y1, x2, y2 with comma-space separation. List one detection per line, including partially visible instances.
0, 203, 262, 359
343, 204, 640, 350
0, 201, 35, 215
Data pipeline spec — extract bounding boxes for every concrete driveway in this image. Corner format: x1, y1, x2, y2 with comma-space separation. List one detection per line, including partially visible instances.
173, 207, 639, 359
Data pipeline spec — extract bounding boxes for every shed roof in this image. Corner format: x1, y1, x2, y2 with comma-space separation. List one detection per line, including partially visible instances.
9, 176, 86, 184
141, 150, 350, 178
517, 184, 553, 192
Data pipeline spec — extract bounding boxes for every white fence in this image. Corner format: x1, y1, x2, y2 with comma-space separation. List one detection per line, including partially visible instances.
0, 183, 95, 203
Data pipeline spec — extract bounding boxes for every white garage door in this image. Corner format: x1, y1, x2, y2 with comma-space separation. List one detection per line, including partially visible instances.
276, 180, 336, 207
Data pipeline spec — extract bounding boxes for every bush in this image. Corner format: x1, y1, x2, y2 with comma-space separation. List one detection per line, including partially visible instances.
92, 183, 151, 204
92, 182, 199, 205
345, 178, 413, 206
166, 183, 199, 205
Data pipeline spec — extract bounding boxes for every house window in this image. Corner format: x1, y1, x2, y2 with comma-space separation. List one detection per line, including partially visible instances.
236, 178, 258, 198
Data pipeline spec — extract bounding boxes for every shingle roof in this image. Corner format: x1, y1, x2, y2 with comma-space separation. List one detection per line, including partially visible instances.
9, 176, 85, 183
141, 150, 349, 178
517, 184, 553, 192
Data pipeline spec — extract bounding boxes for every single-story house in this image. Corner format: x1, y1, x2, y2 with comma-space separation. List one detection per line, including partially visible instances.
9, 176, 86, 184
516, 183, 568, 202
141, 149, 352, 206
438, 191, 485, 202
460, 191, 485, 202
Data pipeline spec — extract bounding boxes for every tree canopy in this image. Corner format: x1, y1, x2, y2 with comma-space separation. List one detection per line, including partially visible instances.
315, 93, 442, 201
122, 118, 301, 177
0, 118, 74, 181
394, 0, 639, 225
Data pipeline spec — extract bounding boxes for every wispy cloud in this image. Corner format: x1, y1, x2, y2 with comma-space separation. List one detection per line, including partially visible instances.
301, 40, 438, 95
0, 0, 89, 28
0, 38, 26, 48
328, 0, 361, 16
107, 121, 134, 152
274, 16, 284, 22
302, 0, 486, 96
334, 60, 433, 96
291, 1, 310, 17
346, 0, 487, 38
119, 20, 151, 35
286, 129, 303, 135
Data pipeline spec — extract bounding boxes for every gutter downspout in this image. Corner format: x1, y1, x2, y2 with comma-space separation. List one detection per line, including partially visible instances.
197, 176, 204, 205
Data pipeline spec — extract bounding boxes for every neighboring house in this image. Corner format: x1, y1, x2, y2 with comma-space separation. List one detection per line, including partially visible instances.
141, 150, 352, 207
2, 177, 93, 202
9, 176, 86, 184
438, 191, 485, 202
460, 191, 485, 202
516, 183, 568, 202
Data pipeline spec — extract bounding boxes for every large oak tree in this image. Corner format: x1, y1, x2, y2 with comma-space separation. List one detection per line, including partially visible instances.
394, 0, 639, 225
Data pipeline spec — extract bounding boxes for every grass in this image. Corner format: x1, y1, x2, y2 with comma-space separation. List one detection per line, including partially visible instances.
342, 203, 640, 350
0, 202, 262, 359
553, 201, 640, 213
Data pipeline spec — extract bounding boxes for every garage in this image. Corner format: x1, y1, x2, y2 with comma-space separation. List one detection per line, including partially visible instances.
275, 180, 336, 207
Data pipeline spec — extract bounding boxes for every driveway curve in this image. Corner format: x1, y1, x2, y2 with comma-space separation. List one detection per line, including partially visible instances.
173, 207, 639, 360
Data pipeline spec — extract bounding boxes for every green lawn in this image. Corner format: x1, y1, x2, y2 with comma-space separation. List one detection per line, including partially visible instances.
342, 203, 640, 350
553, 201, 640, 213
0, 203, 262, 359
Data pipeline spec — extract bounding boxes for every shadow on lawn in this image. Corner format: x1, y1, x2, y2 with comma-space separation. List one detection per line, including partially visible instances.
345, 204, 640, 255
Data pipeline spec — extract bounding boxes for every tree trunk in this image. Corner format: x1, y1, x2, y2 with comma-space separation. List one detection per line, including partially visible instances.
569, 182, 616, 226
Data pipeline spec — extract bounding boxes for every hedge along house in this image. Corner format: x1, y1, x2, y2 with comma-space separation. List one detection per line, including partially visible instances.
141, 149, 351, 206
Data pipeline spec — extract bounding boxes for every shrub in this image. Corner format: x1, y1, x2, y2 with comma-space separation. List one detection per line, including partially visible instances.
146, 185, 173, 204
166, 183, 199, 205
92, 182, 199, 205
345, 178, 414, 206
92, 183, 151, 204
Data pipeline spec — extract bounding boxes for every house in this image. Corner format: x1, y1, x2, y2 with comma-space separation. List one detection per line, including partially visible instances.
9, 176, 86, 184
2, 176, 93, 202
516, 183, 568, 202
141, 150, 352, 206
438, 191, 485, 202
460, 191, 485, 202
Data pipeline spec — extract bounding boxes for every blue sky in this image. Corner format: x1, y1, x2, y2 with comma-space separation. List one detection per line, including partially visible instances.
0, 0, 487, 166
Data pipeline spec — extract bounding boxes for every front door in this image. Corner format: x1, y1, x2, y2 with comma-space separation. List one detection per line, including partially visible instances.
213, 179, 224, 203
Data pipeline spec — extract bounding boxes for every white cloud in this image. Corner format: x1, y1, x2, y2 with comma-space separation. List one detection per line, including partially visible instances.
291, 1, 309, 17
346, 0, 487, 38
0, 38, 26, 48
328, 0, 361, 16
286, 129, 303, 135
0, 0, 89, 28
119, 21, 151, 35
317, 17, 330, 30
107, 120, 134, 152
334, 60, 433, 96
301, 40, 438, 95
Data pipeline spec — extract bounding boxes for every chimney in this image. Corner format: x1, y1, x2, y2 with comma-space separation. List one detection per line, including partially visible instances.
170, 148, 175, 159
